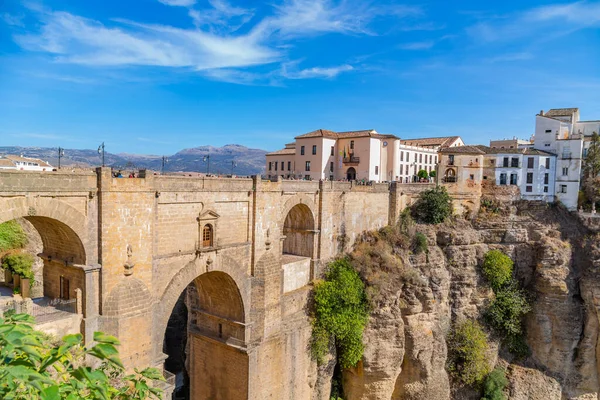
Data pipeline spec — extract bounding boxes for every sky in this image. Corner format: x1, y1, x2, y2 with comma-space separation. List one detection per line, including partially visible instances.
1, 0, 600, 154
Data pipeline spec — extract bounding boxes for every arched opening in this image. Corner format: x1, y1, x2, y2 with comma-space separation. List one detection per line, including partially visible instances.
346, 167, 357, 181
0, 216, 86, 331
162, 271, 247, 400
444, 168, 457, 183
282, 204, 315, 258
202, 224, 213, 248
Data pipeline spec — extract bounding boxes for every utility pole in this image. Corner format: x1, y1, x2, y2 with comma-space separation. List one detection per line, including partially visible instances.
161, 156, 168, 174
58, 147, 65, 169
231, 160, 237, 175
98, 142, 105, 167
203, 154, 210, 175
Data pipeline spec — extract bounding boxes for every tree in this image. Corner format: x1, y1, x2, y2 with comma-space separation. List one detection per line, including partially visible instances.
412, 186, 453, 224
311, 259, 369, 369
481, 250, 513, 292
481, 368, 508, 400
429, 170, 437, 178
0, 312, 164, 399
417, 169, 429, 180
583, 131, 600, 179
0, 220, 28, 252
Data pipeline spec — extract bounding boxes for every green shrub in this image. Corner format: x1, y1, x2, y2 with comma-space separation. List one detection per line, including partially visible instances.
0, 220, 28, 252
412, 186, 453, 224
398, 208, 415, 237
429, 170, 436, 178
447, 320, 491, 386
485, 282, 531, 338
414, 232, 428, 254
2, 253, 34, 280
481, 367, 508, 400
480, 199, 501, 214
311, 259, 369, 369
481, 250, 513, 292
417, 169, 429, 180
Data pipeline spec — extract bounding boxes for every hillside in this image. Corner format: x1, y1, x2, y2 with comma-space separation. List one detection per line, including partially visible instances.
0, 144, 267, 176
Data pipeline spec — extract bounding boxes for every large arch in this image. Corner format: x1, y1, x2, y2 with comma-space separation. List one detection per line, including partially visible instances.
156, 258, 249, 400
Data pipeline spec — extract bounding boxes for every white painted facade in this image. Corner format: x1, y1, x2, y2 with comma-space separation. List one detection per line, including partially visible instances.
0, 155, 53, 171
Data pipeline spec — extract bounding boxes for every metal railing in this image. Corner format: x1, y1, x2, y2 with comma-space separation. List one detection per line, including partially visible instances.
342, 156, 360, 164
443, 177, 457, 183
31, 298, 77, 323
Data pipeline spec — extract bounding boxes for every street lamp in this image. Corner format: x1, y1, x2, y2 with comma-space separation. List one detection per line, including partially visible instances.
203, 154, 210, 175
161, 156, 168, 174
231, 160, 237, 176
58, 147, 65, 169
97, 142, 105, 167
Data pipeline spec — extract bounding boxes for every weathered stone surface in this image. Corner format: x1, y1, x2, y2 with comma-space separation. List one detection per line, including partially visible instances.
507, 364, 562, 400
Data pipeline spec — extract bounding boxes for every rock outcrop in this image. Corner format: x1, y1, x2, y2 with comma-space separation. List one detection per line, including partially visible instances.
334, 203, 600, 400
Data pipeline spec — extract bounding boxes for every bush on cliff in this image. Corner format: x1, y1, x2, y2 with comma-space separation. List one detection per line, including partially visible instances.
485, 282, 531, 341
0, 311, 164, 399
481, 367, 508, 400
311, 259, 369, 369
414, 232, 428, 254
447, 319, 491, 386
0, 220, 28, 252
412, 186, 453, 224
481, 250, 513, 292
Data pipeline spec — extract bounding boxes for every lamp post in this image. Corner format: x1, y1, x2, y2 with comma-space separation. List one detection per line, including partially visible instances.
97, 142, 105, 167
58, 147, 65, 169
161, 156, 168, 174
231, 160, 237, 176
203, 154, 210, 175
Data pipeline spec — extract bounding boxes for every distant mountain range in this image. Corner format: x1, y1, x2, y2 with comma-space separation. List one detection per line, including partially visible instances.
0, 144, 268, 176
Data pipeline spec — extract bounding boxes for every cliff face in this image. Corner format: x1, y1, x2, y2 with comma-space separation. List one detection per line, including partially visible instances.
338, 203, 600, 400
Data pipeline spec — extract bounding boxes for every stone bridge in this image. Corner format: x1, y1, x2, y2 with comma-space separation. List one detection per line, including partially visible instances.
0, 168, 433, 399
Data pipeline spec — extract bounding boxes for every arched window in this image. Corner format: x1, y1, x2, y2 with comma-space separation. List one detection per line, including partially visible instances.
202, 224, 213, 247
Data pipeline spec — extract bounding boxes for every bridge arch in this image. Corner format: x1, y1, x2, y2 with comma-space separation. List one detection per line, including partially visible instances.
155, 256, 249, 399
281, 196, 317, 259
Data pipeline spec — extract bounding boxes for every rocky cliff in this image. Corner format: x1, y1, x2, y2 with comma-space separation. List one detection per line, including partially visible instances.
325, 202, 600, 400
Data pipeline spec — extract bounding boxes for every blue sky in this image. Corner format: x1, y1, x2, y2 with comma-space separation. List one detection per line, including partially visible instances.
1, 0, 600, 154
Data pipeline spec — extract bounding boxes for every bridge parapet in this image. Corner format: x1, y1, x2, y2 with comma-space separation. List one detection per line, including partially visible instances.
0, 170, 97, 193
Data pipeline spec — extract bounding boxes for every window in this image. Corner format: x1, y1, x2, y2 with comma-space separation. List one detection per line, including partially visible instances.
469, 174, 474, 180
400, 151, 404, 161
375, 166, 379, 175
584, 148, 589, 158
503, 157, 509, 167
527, 157, 534, 168
419, 154, 422, 163
268, 162, 272, 171
500, 173, 507, 185
312, 145, 317, 155
510, 174, 518, 185
301, 146, 305, 155
526, 173, 533, 184
331, 146, 334, 156
490, 159, 495, 165
414, 153, 417, 162
545, 158, 550, 169
544, 173, 549, 184
350, 141, 354, 150
545, 129, 552, 133
560, 185, 567, 194
544, 186, 549, 193
281, 162, 284, 171
330, 161, 334, 172
405, 165, 409, 175
435, 156, 438, 163
288, 161, 291, 171
60, 276, 70, 300
511, 157, 519, 167
448, 155, 455, 165
526, 186, 533, 192
202, 224, 213, 247
305, 161, 310, 171
562, 167, 568, 176
429, 155, 432, 164
274, 162, 278, 171
544, 143, 551, 147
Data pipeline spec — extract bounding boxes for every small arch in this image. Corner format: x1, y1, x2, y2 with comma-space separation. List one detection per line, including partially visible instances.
347, 167, 357, 181
282, 203, 315, 258
202, 224, 213, 248
444, 168, 457, 183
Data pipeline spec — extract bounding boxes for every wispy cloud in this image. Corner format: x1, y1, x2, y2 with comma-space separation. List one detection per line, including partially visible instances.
485, 52, 533, 63
282, 63, 354, 79
9, 0, 424, 85
467, 1, 600, 42
2, 13, 25, 27
399, 40, 435, 50
157, 0, 196, 7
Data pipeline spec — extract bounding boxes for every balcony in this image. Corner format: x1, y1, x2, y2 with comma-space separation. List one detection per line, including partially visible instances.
343, 156, 360, 165
443, 177, 457, 183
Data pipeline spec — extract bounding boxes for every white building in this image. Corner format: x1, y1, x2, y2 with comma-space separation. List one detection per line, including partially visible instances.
0, 155, 53, 171
478, 146, 556, 202
266, 129, 462, 183
489, 137, 533, 150
532, 108, 600, 209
